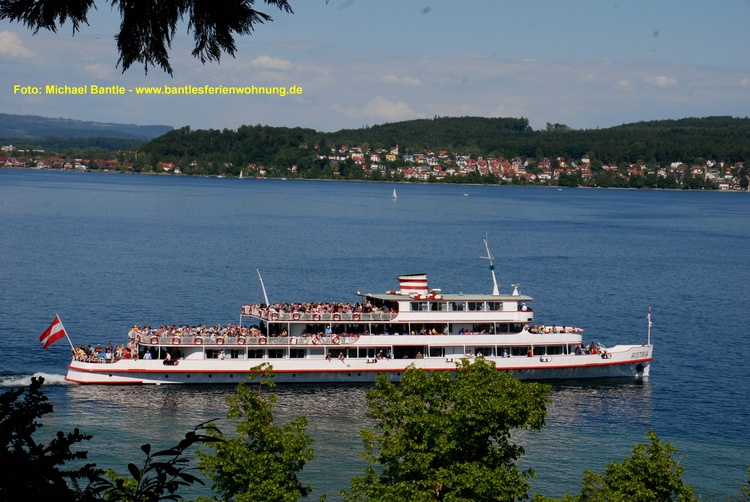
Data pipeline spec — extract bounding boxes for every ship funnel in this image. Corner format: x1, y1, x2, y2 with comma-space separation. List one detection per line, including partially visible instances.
397, 274, 429, 294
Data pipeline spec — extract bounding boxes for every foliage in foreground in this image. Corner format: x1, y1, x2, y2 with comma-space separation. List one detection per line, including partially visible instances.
94, 422, 222, 502
195, 363, 316, 502
0, 376, 100, 501
343, 358, 552, 502
535, 430, 699, 502
3, 371, 750, 501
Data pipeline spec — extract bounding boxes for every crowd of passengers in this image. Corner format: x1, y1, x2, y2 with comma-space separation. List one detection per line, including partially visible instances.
251, 301, 395, 315
527, 324, 581, 334
125, 321, 584, 343
128, 324, 262, 341
72, 342, 137, 363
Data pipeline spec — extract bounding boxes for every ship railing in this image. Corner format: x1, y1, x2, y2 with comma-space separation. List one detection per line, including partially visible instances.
139, 334, 361, 346
241, 308, 396, 322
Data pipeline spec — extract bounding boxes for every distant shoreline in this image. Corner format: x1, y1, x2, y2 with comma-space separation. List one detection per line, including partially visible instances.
4, 166, 748, 193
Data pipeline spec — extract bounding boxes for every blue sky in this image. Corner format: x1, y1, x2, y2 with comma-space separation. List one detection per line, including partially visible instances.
2, 0, 749, 133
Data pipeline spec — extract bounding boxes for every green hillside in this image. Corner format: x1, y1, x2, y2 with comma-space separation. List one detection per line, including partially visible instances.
139, 115, 750, 170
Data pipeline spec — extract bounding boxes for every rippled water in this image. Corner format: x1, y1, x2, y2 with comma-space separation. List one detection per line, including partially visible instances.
1, 169, 748, 499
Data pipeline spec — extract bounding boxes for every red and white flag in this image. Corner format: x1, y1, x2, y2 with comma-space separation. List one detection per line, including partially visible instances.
39, 314, 68, 349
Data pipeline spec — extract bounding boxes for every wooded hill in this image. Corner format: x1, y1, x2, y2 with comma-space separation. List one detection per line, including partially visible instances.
0, 113, 173, 151
138, 116, 750, 175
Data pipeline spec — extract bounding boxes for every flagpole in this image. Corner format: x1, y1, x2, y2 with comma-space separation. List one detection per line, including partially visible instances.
58, 315, 77, 353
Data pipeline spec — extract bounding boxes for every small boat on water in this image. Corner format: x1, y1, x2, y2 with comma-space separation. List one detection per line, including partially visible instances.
393, 188, 397, 200
64, 241, 653, 385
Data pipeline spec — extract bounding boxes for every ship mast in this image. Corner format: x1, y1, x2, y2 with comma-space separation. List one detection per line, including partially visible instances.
257, 269, 270, 305
482, 237, 500, 296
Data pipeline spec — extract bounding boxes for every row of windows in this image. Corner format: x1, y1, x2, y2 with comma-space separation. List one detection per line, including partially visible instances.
203, 344, 571, 360
410, 301, 511, 312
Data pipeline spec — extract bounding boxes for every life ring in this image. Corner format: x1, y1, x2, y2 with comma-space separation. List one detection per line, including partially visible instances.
311, 336, 320, 345
333, 313, 341, 321
216, 337, 225, 344
292, 312, 301, 320
290, 337, 298, 345
238, 336, 246, 344
312, 313, 321, 321
353, 313, 361, 321
172, 337, 181, 345
259, 337, 267, 345
195, 337, 203, 344
270, 312, 279, 320
331, 334, 341, 344
150, 336, 158, 344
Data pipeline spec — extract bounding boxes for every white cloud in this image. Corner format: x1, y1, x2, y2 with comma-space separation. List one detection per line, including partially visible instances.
363, 95, 419, 122
614, 79, 635, 91
741, 77, 750, 87
644, 75, 678, 88
380, 74, 421, 86
84, 63, 115, 80
250, 56, 293, 71
0, 31, 34, 58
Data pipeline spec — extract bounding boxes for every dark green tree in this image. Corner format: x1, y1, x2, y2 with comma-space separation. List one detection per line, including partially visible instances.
93, 423, 222, 501
0, 376, 101, 501
536, 431, 698, 502
196, 364, 315, 502
343, 358, 551, 502
0, 0, 293, 74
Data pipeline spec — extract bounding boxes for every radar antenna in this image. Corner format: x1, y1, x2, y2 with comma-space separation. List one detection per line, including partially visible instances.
482, 237, 500, 296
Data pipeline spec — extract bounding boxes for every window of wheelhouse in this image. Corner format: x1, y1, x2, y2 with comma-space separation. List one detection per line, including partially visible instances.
410, 302, 437, 312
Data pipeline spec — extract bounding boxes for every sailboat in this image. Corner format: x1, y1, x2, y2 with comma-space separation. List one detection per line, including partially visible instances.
239, 170, 244, 179
393, 188, 397, 201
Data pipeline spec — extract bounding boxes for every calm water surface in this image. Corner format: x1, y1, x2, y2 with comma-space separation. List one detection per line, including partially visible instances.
1, 169, 748, 499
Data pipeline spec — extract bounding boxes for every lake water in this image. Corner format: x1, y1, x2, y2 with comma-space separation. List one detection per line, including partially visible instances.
1, 168, 748, 499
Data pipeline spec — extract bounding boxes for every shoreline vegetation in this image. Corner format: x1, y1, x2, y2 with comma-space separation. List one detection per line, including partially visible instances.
2, 115, 749, 191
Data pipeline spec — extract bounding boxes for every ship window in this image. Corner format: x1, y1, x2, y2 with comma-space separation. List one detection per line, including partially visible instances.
451, 302, 466, 311
410, 302, 418, 311
511, 346, 530, 357
268, 349, 285, 358
429, 347, 445, 357
468, 302, 485, 311
546, 345, 565, 355
487, 302, 503, 311
247, 349, 264, 359
290, 349, 306, 359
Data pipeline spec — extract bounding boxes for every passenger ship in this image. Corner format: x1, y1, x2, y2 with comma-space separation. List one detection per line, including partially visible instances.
65, 246, 653, 385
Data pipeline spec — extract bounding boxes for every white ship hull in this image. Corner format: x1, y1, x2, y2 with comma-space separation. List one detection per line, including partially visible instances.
64, 246, 654, 385
65, 336, 652, 385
